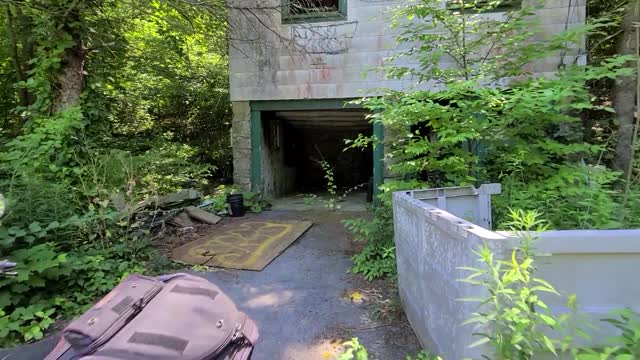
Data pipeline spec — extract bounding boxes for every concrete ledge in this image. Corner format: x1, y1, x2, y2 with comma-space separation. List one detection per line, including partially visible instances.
498, 229, 640, 254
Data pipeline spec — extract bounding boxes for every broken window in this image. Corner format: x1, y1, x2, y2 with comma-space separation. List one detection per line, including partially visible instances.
282, 0, 346, 23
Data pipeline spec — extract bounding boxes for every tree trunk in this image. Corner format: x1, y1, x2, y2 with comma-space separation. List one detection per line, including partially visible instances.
52, 38, 86, 112
17, 6, 35, 106
5, 6, 29, 107
613, 2, 640, 178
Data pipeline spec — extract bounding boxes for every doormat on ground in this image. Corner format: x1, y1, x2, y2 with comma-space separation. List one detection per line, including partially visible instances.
171, 220, 313, 271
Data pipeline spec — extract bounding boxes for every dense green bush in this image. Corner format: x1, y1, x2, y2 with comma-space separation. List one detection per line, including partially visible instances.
0, 0, 230, 348
0, 241, 159, 346
344, 0, 638, 281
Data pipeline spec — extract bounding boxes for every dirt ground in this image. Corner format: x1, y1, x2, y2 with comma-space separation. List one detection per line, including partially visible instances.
172, 210, 422, 360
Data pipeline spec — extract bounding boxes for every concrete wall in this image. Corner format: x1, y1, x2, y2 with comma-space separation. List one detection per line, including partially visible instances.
231, 102, 252, 190
393, 188, 640, 359
228, 0, 586, 101
514, 230, 640, 343
393, 186, 508, 359
229, 0, 586, 190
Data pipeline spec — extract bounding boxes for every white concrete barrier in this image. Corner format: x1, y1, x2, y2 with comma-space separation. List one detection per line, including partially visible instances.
393, 186, 640, 359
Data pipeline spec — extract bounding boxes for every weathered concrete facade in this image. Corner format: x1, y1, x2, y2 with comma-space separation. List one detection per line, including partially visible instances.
228, 0, 586, 191
229, 0, 585, 102
231, 102, 252, 189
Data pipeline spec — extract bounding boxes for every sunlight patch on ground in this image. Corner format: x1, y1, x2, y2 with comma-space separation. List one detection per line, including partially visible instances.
282, 339, 345, 360
243, 290, 293, 308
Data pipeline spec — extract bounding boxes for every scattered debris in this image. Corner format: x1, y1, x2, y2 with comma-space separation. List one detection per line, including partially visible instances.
170, 212, 195, 228
123, 189, 225, 234
343, 289, 370, 304
155, 189, 202, 209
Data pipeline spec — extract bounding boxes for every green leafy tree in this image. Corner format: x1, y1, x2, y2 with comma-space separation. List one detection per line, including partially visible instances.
0, 0, 232, 346
351, 0, 633, 229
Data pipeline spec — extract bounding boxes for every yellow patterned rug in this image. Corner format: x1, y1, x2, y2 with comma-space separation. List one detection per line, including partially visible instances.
171, 220, 313, 271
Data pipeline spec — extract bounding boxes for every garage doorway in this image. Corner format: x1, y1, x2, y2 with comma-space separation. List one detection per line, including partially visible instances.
254, 107, 374, 210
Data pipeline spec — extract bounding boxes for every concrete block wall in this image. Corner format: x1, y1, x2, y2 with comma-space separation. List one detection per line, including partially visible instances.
393, 188, 640, 359
228, 0, 586, 102
231, 102, 252, 190
229, 0, 586, 191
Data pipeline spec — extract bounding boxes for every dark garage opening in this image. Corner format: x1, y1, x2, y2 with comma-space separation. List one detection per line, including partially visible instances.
260, 110, 373, 198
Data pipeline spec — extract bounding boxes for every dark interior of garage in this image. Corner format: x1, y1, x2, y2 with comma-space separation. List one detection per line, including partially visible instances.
261, 110, 373, 197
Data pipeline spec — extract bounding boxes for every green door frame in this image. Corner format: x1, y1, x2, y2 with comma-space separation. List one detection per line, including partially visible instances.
250, 109, 262, 193
372, 120, 384, 200
249, 99, 384, 199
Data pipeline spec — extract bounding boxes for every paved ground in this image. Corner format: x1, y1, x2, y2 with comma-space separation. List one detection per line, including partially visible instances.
270, 192, 369, 212
201, 210, 421, 360
0, 210, 421, 360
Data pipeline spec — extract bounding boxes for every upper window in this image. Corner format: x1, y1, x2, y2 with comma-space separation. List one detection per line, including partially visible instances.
447, 0, 522, 12
282, 0, 347, 23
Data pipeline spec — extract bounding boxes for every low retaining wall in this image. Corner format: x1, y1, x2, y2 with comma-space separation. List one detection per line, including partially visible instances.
393, 187, 640, 359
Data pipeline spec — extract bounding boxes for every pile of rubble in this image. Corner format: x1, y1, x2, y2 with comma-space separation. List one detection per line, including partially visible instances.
113, 189, 222, 235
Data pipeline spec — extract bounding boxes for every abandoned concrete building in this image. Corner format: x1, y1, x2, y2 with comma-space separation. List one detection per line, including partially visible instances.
228, 0, 585, 202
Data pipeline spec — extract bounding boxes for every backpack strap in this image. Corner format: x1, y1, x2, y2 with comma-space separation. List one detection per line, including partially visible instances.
43, 337, 72, 360
61, 274, 164, 355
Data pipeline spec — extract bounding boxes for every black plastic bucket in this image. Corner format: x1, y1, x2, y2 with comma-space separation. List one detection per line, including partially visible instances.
227, 193, 246, 217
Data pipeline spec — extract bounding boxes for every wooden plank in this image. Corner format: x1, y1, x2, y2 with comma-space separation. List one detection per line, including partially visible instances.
185, 206, 222, 225
171, 212, 195, 227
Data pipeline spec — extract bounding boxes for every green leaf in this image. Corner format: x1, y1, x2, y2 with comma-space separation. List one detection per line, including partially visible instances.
28, 222, 43, 233
542, 335, 557, 355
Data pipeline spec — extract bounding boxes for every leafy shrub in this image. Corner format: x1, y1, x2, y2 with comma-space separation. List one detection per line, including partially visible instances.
596, 309, 640, 358
344, 205, 396, 281
319, 160, 339, 210
338, 338, 440, 360
338, 338, 369, 360
495, 164, 623, 230
136, 137, 213, 194
0, 241, 153, 347
464, 210, 640, 359
204, 185, 270, 214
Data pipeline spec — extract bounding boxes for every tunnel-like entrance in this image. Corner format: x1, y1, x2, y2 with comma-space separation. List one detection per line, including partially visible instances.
259, 109, 373, 201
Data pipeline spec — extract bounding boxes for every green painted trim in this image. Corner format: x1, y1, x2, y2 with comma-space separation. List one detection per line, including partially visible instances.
281, 0, 347, 23
250, 99, 361, 111
250, 110, 262, 192
282, 13, 347, 24
373, 120, 384, 202
446, 0, 521, 12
